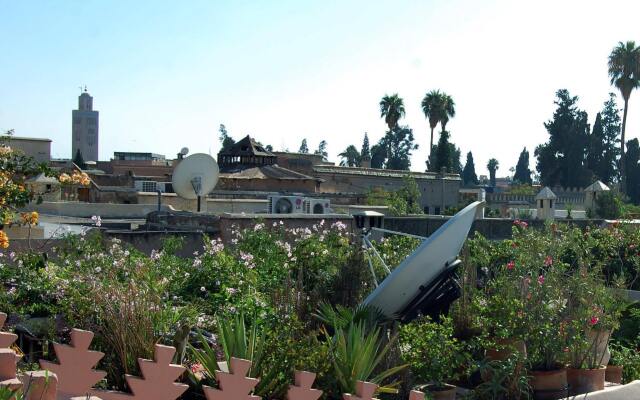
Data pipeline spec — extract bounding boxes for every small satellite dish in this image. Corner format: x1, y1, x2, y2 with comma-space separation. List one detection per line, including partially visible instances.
180, 147, 189, 156
171, 153, 219, 212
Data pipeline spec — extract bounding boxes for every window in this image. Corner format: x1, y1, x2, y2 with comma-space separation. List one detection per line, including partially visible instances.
549, 200, 553, 208
434, 207, 440, 215
142, 181, 157, 192
88, 128, 95, 135
88, 118, 96, 126
539, 200, 543, 208
73, 117, 81, 124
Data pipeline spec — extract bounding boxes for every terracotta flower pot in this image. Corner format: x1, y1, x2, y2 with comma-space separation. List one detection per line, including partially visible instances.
605, 364, 623, 384
486, 338, 526, 361
566, 366, 606, 395
529, 368, 568, 400
425, 384, 456, 400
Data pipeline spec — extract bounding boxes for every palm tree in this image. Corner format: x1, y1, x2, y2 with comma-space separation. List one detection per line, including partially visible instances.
440, 93, 456, 131
379, 94, 405, 131
487, 158, 499, 187
608, 41, 640, 190
339, 145, 361, 167
421, 90, 444, 151
421, 91, 456, 151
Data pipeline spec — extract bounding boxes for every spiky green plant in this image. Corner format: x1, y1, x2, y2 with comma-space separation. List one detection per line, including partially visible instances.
326, 322, 407, 394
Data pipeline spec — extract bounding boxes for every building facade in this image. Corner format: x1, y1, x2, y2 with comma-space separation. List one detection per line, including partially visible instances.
4, 136, 51, 163
72, 90, 99, 162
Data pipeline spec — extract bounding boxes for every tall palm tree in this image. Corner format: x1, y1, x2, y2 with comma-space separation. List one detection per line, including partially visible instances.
487, 158, 499, 187
421, 90, 444, 151
379, 94, 405, 131
439, 93, 456, 131
608, 41, 640, 190
421, 91, 456, 151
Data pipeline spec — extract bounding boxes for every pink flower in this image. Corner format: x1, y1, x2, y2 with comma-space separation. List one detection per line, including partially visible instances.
514, 219, 528, 228
507, 261, 515, 270
544, 256, 553, 266
589, 316, 599, 326
537, 275, 545, 285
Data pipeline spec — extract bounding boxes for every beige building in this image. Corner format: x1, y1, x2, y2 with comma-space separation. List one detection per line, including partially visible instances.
72, 89, 99, 162
4, 136, 51, 163
312, 165, 461, 214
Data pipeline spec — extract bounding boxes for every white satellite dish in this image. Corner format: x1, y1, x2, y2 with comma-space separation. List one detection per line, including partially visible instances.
180, 147, 189, 156
363, 201, 483, 319
171, 153, 219, 212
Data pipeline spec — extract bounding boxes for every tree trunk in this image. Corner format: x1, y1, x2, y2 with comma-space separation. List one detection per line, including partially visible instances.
430, 126, 435, 154
621, 98, 629, 193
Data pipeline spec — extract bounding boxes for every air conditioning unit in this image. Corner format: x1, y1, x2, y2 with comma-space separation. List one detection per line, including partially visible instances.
268, 195, 306, 214
304, 198, 331, 214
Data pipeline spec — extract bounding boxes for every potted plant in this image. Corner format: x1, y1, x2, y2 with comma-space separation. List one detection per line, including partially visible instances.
606, 342, 626, 384
478, 267, 527, 362
399, 316, 468, 400
565, 267, 622, 395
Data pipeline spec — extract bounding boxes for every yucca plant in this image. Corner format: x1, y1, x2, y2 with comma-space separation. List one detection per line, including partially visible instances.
327, 322, 407, 394
190, 313, 284, 397
314, 302, 386, 332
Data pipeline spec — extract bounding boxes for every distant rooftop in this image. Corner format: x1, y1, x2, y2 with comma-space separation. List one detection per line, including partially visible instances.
312, 165, 461, 180
1, 135, 52, 142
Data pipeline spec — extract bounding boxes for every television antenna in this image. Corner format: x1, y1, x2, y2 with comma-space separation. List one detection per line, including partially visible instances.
171, 153, 219, 212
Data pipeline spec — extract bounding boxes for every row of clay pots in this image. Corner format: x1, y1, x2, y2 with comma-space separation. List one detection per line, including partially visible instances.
486, 339, 622, 399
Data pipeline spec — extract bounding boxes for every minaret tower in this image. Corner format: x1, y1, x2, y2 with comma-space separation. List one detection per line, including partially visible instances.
72, 86, 99, 162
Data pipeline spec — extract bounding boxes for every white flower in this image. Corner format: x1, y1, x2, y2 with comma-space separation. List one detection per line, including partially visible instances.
200, 286, 206, 292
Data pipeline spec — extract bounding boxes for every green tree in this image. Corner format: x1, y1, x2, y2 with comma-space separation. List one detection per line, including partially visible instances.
427, 131, 460, 173
379, 94, 405, 131
608, 41, 640, 191
513, 147, 532, 185
314, 140, 328, 160
625, 138, 640, 204
73, 149, 86, 169
219, 124, 235, 153
535, 89, 592, 188
265, 144, 273, 152
487, 158, 499, 187
361, 133, 371, 161
600, 93, 622, 184
339, 145, 361, 167
370, 143, 386, 169
462, 151, 478, 186
421, 90, 456, 152
298, 139, 309, 153
383, 127, 418, 170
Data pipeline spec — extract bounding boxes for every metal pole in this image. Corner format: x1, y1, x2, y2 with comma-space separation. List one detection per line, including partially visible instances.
197, 196, 201, 213
156, 190, 162, 212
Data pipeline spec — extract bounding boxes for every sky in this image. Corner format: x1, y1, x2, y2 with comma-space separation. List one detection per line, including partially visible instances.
1, 0, 639, 177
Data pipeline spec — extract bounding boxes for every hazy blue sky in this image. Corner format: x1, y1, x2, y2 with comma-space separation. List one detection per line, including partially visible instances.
1, 0, 639, 176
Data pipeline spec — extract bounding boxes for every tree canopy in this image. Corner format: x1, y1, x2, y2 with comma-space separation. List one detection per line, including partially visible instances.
379, 94, 405, 131
361, 133, 371, 161
314, 140, 328, 160
487, 158, 499, 187
513, 147, 532, 185
462, 151, 478, 186
218, 124, 235, 153
338, 145, 361, 167
427, 131, 461, 174
535, 89, 592, 188
298, 139, 309, 154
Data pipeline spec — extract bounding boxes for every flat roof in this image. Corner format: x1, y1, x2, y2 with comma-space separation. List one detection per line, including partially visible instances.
313, 165, 461, 180
2, 136, 52, 142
